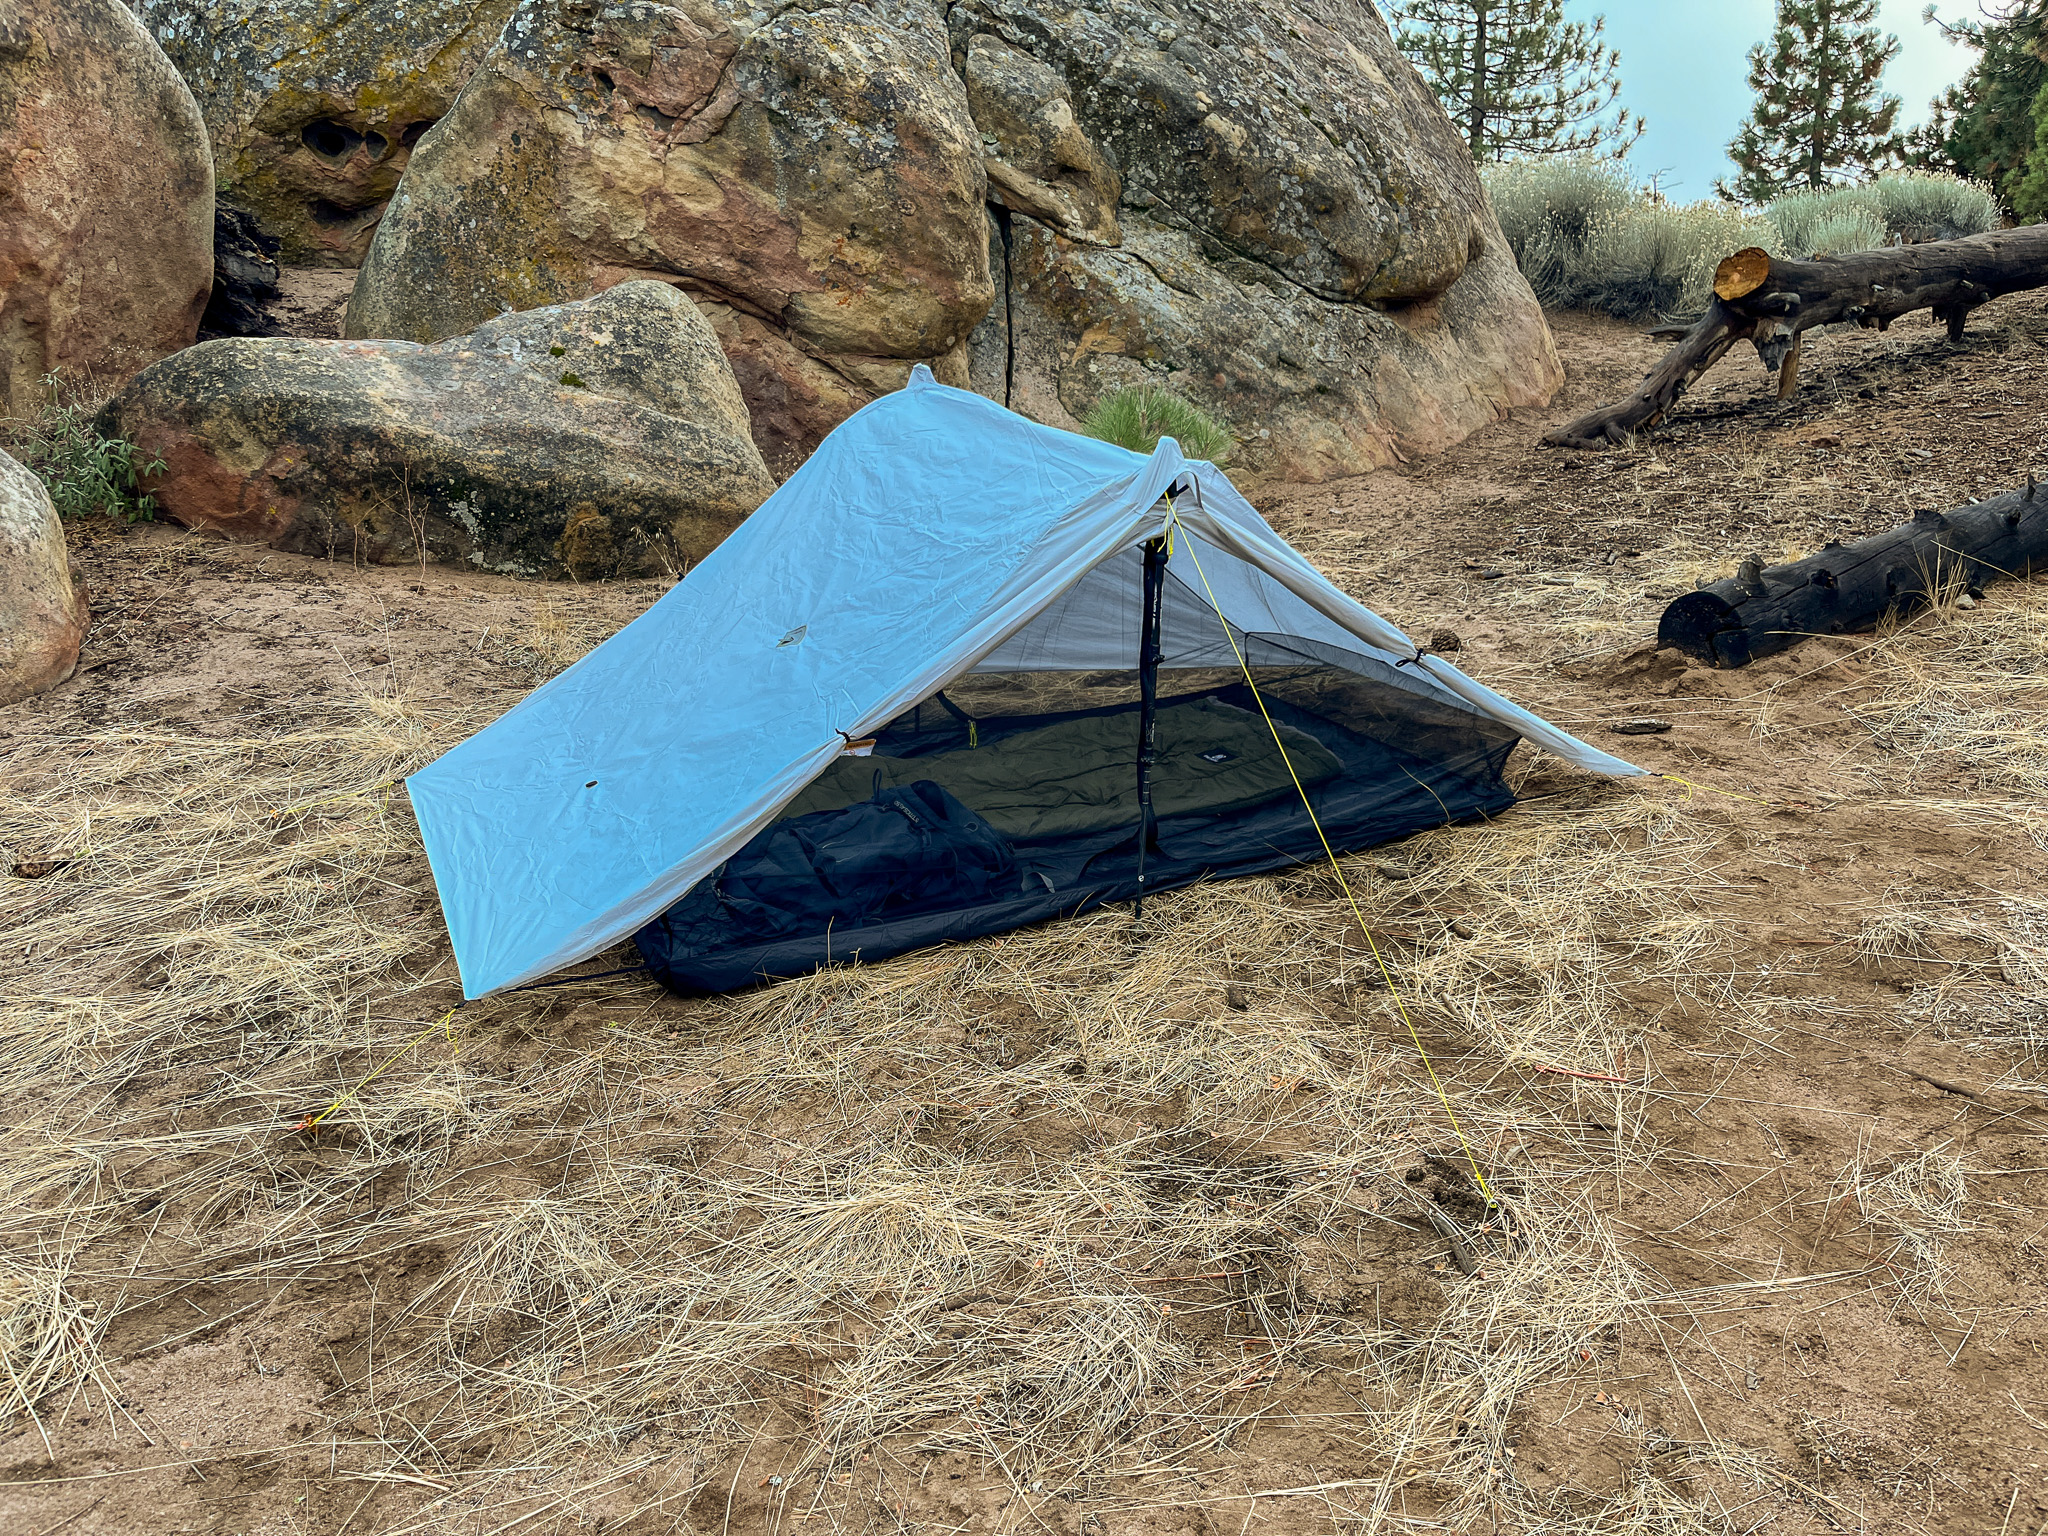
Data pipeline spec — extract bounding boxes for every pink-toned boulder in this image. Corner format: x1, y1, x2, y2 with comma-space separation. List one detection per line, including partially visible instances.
0, 0, 214, 414
0, 450, 88, 707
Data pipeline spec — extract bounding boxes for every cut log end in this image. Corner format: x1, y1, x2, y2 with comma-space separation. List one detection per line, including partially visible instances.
1713, 247, 1774, 302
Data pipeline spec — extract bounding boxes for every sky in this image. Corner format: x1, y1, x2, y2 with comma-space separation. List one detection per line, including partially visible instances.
1565, 0, 1981, 199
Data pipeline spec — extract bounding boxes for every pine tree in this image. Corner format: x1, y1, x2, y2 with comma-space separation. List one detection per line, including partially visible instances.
1389, 0, 1644, 162
1910, 2, 2048, 214
2009, 74, 2048, 216
1722, 0, 1905, 202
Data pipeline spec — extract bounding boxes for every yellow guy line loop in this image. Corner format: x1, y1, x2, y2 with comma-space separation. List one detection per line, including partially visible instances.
298, 1006, 462, 1132
1164, 507, 1497, 1208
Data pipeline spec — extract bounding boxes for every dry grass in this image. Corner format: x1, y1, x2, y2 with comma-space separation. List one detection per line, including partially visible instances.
1835, 1145, 1977, 1313
1851, 579, 2048, 798
1822, 583, 2048, 1071
7, 540, 2042, 1529
0, 664, 1771, 1529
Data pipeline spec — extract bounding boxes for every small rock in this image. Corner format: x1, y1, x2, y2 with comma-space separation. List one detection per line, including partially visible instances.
1475, 568, 1506, 581
1956, 594, 1977, 609
1608, 718, 1673, 736
1373, 858, 1420, 881
1427, 629, 1463, 653
1223, 983, 1250, 1011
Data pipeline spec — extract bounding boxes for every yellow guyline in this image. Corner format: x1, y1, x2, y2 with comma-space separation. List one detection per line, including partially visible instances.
1163, 500, 1498, 1208
298, 1006, 461, 1133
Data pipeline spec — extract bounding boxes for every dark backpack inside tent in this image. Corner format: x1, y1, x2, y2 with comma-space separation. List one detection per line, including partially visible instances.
635, 537, 1521, 994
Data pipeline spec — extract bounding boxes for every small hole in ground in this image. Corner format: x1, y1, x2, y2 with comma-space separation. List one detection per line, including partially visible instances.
399, 118, 438, 148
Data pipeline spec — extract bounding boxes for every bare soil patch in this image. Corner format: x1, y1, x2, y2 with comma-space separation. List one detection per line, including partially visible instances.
3, 298, 2045, 1536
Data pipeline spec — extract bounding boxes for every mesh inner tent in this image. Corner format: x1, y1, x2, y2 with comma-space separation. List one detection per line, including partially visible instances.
633, 538, 1524, 995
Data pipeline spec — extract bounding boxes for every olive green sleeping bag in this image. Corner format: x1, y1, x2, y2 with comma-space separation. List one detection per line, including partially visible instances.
783, 697, 1343, 841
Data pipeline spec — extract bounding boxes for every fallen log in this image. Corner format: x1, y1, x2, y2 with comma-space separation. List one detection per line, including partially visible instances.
1546, 224, 2048, 450
1658, 478, 2048, 667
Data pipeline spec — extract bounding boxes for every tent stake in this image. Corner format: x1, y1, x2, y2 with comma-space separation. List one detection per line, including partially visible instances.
1133, 527, 1168, 918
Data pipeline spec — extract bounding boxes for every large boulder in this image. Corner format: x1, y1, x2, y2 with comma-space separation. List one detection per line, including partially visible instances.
347, 0, 1558, 481
100, 282, 775, 579
989, 202, 1557, 481
0, 451, 89, 708
0, 0, 213, 415
129, 0, 519, 266
345, 0, 994, 475
951, 0, 1561, 473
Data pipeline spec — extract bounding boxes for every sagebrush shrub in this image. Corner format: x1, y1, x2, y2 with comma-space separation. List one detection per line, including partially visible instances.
1867, 171, 2000, 243
1767, 172, 1998, 255
1483, 157, 1774, 321
1485, 160, 1999, 319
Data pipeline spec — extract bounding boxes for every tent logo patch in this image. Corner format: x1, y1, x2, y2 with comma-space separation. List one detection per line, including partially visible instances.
1200, 748, 1236, 763
777, 625, 807, 648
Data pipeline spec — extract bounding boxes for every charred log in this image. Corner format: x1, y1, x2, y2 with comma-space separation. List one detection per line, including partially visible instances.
200, 206, 283, 340
1658, 479, 2048, 668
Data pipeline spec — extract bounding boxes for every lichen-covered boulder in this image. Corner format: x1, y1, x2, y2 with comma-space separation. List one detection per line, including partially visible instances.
987, 203, 1557, 481
346, 0, 993, 475
0, 0, 213, 414
954, 0, 1492, 306
0, 451, 89, 708
349, 0, 1556, 481
951, 0, 1560, 474
101, 282, 774, 579
965, 35, 1120, 248
130, 0, 519, 266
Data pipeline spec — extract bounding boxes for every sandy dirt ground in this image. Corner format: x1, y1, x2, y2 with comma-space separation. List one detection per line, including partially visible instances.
2, 295, 2045, 1536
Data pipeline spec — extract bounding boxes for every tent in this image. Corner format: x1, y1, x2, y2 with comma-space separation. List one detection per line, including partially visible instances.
408, 368, 1644, 999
